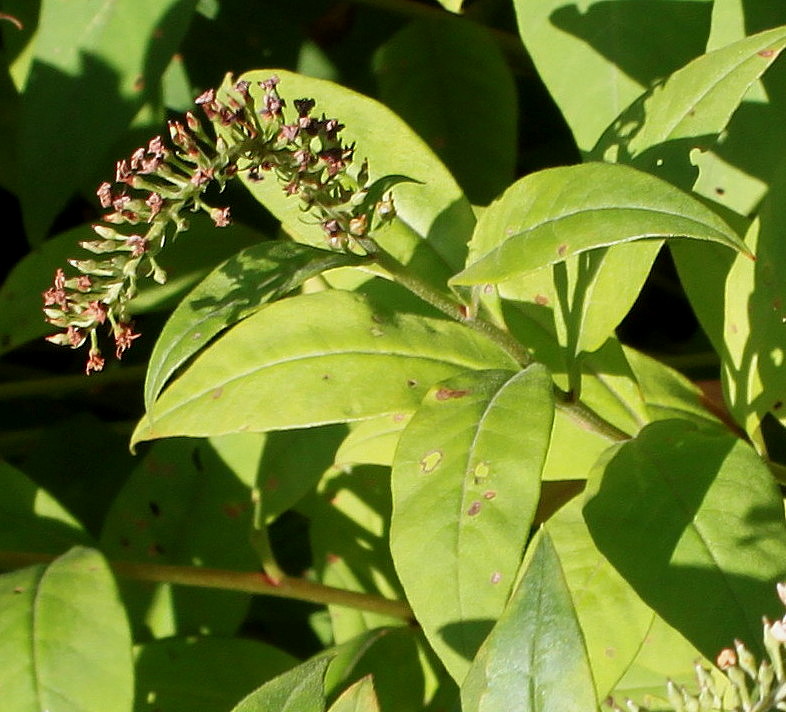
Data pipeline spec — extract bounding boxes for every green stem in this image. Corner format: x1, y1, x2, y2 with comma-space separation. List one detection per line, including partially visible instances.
249, 487, 287, 585
0, 550, 415, 621
370, 246, 533, 367
553, 386, 631, 442
371, 246, 632, 442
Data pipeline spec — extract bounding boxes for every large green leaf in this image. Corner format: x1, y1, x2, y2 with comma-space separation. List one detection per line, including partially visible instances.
231, 654, 331, 712
134, 637, 296, 712
221, 69, 475, 275
132, 290, 517, 446
144, 241, 363, 408
451, 162, 748, 286
514, 0, 711, 154
100, 436, 262, 638
0, 547, 133, 712
583, 419, 786, 660
721, 161, 786, 450
18, 0, 197, 243
0, 216, 264, 357
390, 365, 554, 682
373, 16, 516, 205
461, 531, 597, 712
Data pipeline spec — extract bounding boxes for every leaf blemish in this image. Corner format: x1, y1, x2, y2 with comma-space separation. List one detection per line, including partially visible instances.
435, 387, 469, 401
472, 461, 490, 483
419, 449, 443, 473
467, 501, 481, 516
407, 379, 418, 388
490, 572, 501, 584
483, 490, 496, 500
534, 294, 549, 305
370, 327, 384, 337
557, 243, 568, 257
211, 387, 223, 399
148, 500, 161, 517
759, 48, 777, 58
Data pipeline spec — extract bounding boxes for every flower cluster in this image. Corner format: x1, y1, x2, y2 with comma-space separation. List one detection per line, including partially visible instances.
43, 75, 398, 374
609, 583, 786, 712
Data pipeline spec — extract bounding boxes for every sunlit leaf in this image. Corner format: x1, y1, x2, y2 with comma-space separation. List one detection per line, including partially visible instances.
451, 162, 748, 286
391, 365, 553, 682
133, 290, 518, 447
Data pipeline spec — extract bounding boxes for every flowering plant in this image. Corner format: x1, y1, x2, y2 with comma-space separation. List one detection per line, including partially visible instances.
2, 3, 786, 712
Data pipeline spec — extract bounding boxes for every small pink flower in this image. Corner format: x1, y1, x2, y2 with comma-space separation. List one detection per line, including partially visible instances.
85, 301, 108, 325
85, 349, 105, 375
114, 322, 140, 359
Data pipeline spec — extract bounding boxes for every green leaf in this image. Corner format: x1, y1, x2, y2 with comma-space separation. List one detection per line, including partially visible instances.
451, 162, 749, 286
144, 240, 364, 408
547, 495, 709, 704
391, 365, 554, 682
721, 162, 786, 449
134, 637, 296, 712
461, 530, 597, 712
373, 16, 517, 204
18, 0, 197, 243
132, 290, 518, 446
261, 426, 347, 523
310, 464, 403, 643
100, 436, 262, 638
583, 419, 786, 660
327, 676, 379, 712
623, 345, 720, 426
594, 24, 786, 172
221, 69, 475, 274
514, 0, 711, 153
0, 459, 90, 552
231, 654, 331, 712
335, 414, 412, 468
0, 547, 134, 712
0, 216, 264, 357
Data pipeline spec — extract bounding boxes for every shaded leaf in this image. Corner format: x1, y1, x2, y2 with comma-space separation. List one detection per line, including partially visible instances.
100, 436, 262, 638
391, 365, 554, 681
451, 162, 748, 286
0, 459, 90, 552
134, 637, 296, 712
583, 419, 786, 660
133, 290, 517, 447
0, 547, 133, 712
461, 531, 597, 712
373, 16, 516, 204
